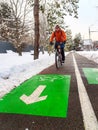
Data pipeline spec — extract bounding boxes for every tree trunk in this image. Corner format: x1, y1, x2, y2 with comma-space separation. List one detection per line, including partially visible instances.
34, 0, 39, 60
17, 46, 22, 56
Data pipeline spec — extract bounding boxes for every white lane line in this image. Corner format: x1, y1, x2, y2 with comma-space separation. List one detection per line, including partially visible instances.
72, 53, 98, 130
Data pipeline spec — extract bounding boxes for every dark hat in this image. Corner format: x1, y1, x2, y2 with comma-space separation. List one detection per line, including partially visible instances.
55, 25, 60, 29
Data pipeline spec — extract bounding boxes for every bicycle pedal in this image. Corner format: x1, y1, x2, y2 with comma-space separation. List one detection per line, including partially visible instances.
62, 61, 65, 63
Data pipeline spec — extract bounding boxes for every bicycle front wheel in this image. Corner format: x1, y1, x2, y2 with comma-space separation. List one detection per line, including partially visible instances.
55, 51, 62, 69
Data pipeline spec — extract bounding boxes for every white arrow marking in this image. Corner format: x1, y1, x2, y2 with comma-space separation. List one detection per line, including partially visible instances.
20, 85, 47, 104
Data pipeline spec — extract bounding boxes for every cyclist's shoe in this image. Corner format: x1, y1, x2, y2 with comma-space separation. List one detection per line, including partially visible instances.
62, 60, 65, 63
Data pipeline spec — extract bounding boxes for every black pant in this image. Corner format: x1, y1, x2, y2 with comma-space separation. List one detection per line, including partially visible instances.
61, 48, 65, 61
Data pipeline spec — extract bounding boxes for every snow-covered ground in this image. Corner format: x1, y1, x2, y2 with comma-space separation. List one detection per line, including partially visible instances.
77, 51, 98, 63
0, 50, 98, 98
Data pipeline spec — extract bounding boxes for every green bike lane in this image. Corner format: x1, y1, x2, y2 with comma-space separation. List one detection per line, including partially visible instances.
0, 74, 71, 118
0, 52, 98, 130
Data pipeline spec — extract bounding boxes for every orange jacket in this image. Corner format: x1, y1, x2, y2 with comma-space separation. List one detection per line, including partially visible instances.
50, 29, 67, 42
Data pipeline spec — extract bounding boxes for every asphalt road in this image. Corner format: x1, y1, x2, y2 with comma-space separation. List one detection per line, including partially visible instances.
0, 52, 98, 130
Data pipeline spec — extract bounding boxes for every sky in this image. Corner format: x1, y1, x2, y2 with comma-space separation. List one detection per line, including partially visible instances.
65, 0, 98, 41
0, 50, 98, 99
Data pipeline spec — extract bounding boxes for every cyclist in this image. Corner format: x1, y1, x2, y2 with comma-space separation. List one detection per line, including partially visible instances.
50, 25, 67, 63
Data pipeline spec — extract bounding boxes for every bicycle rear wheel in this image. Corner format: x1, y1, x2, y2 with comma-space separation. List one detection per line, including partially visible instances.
55, 51, 62, 69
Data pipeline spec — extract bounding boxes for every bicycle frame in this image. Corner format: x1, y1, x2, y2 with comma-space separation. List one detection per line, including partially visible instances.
55, 45, 62, 69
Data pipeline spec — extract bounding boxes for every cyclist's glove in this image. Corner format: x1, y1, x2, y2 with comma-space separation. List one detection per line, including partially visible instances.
50, 42, 54, 45
64, 41, 66, 44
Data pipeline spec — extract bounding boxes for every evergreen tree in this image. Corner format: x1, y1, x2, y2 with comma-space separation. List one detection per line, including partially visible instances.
73, 33, 82, 50
65, 29, 73, 51
28, 0, 79, 59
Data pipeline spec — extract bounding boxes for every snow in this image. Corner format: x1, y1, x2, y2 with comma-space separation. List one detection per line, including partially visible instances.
77, 51, 98, 63
0, 50, 98, 98
0, 51, 54, 98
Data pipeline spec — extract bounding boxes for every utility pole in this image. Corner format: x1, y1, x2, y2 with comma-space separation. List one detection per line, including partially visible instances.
89, 27, 91, 39
89, 24, 94, 40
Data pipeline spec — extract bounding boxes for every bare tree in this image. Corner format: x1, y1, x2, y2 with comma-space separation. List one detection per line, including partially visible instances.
9, 0, 34, 55
0, 0, 33, 55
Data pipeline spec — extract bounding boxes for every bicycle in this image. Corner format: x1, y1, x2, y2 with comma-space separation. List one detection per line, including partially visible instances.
55, 45, 62, 69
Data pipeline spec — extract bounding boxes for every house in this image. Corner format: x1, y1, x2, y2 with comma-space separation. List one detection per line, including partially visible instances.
83, 39, 93, 51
